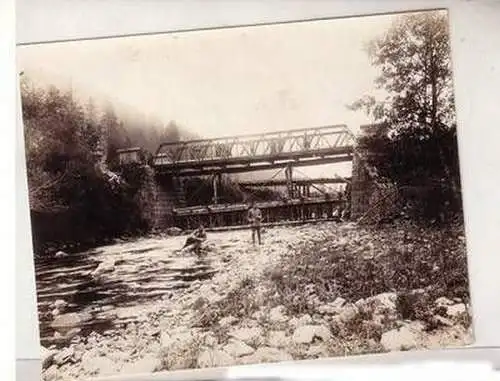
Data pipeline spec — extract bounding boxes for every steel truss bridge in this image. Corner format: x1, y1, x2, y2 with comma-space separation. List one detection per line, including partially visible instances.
153, 124, 354, 176
149, 124, 356, 229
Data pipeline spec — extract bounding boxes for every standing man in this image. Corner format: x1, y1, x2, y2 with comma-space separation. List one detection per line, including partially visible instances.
247, 201, 263, 245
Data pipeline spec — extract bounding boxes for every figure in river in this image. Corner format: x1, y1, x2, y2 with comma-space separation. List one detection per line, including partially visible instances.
182, 225, 207, 254
247, 201, 262, 245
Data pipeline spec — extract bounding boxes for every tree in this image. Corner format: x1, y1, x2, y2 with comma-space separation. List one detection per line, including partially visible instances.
21, 78, 153, 253
351, 11, 455, 134
349, 11, 462, 220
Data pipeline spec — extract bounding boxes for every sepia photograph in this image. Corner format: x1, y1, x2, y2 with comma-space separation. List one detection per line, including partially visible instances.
17, 9, 473, 381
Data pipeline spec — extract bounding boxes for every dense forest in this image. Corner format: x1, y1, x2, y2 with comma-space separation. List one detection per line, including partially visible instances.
20, 77, 199, 255
20, 76, 285, 255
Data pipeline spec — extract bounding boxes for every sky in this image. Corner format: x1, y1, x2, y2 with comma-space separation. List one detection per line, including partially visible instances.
17, 12, 405, 180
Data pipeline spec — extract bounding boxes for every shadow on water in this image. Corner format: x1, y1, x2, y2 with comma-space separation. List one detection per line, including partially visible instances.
35, 246, 218, 349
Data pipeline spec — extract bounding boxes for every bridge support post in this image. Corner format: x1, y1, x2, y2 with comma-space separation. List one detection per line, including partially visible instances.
213, 173, 222, 204
285, 164, 293, 199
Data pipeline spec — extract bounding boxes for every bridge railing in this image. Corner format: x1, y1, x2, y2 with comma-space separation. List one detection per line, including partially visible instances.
153, 124, 353, 167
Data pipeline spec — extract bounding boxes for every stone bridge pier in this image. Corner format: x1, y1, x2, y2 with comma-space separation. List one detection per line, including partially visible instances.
350, 124, 386, 220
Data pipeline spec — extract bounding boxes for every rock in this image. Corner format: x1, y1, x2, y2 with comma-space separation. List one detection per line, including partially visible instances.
239, 347, 293, 365
91, 261, 115, 278
53, 347, 74, 365
51, 312, 92, 330
446, 303, 467, 318
269, 305, 288, 323
306, 344, 329, 357
288, 317, 298, 328
337, 303, 359, 323
251, 310, 266, 321
292, 324, 331, 344
289, 314, 313, 329
354, 298, 366, 309
380, 326, 420, 351
120, 354, 161, 374
197, 349, 234, 368
407, 320, 426, 332
65, 327, 82, 341
166, 227, 183, 236
41, 346, 56, 369
316, 304, 337, 315
228, 327, 263, 346
435, 297, 454, 307
160, 330, 194, 351
53, 299, 67, 310
43, 365, 59, 381
81, 353, 117, 376
331, 297, 346, 309
364, 292, 397, 315
434, 315, 454, 327
54, 251, 68, 259
223, 339, 255, 357
219, 316, 238, 327
266, 330, 289, 348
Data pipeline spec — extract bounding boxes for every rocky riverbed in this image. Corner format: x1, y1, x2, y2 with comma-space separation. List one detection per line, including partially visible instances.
39, 222, 473, 381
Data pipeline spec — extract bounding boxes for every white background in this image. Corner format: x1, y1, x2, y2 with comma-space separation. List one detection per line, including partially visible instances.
11, 0, 500, 379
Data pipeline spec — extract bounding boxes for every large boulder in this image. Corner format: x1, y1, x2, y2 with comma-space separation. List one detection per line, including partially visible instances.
435, 297, 454, 307
239, 347, 293, 365
336, 303, 359, 323
53, 299, 68, 310
223, 339, 255, 357
40, 346, 56, 369
292, 324, 331, 344
316, 297, 346, 315
51, 312, 92, 330
197, 349, 234, 368
266, 330, 290, 348
42, 365, 60, 381
53, 347, 74, 365
159, 330, 199, 370
446, 303, 467, 318
81, 353, 117, 376
91, 261, 116, 278
120, 354, 161, 374
218, 316, 238, 328
380, 323, 423, 352
362, 292, 397, 315
166, 227, 183, 236
268, 305, 288, 323
228, 327, 263, 346
54, 251, 69, 259
289, 314, 313, 329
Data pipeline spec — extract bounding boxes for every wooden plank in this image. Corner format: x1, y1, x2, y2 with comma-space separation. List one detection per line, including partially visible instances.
173, 198, 346, 216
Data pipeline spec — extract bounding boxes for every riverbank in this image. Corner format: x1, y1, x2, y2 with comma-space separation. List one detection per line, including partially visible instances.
41, 221, 473, 381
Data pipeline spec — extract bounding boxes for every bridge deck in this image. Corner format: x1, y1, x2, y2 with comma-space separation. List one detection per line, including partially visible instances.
238, 177, 351, 187
172, 197, 346, 229
153, 125, 354, 176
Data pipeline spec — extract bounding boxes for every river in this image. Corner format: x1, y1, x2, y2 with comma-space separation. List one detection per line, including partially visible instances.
35, 234, 219, 348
